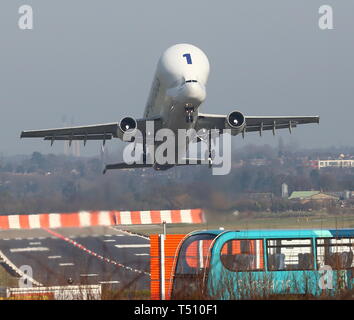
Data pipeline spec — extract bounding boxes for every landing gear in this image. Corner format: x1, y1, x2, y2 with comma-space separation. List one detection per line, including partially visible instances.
185, 105, 194, 123
208, 130, 215, 169
208, 156, 213, 168
208, 150, 216, 168
142, 135, 148, 164
196, 129, 215, 169
142, 152, 147, 164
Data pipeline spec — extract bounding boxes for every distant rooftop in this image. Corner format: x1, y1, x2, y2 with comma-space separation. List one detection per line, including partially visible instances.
288, 191, 339, 200
288, 191, 320, 200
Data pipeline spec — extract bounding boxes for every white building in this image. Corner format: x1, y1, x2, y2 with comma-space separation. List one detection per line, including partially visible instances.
304, 159, 354, 169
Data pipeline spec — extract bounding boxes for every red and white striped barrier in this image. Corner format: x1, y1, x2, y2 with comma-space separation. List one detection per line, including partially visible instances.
0, 209, 205, 230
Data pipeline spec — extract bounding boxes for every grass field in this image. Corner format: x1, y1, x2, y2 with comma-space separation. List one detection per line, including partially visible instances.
0, 264, 18, 288
123, 211, 354, 236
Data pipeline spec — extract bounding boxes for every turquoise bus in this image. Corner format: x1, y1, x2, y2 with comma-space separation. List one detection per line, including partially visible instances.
171, 229, 354, 299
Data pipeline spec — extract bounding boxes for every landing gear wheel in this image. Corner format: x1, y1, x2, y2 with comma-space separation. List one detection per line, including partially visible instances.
185, 106, 194, 123
185, 114, 193, 123
208, 157, 213, 168
208, 150, 215, 168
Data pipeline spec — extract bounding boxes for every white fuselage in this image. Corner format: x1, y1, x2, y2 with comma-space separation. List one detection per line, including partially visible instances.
144, 44, 210, 132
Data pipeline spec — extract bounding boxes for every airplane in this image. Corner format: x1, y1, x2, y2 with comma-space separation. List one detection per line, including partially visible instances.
20, 43, 319, 173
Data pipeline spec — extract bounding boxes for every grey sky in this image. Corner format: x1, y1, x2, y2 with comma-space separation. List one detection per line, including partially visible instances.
0, 1, 353, 156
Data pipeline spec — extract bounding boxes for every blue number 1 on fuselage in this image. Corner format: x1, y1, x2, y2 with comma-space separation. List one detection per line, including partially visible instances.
183, 53, 192, 64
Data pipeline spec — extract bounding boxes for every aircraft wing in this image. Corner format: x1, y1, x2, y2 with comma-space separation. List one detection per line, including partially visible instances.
196, 113, 320, 136
20, 118, 161, 145
21, 123, 119, 144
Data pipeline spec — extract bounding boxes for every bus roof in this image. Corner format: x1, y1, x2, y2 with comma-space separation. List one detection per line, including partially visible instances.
188, 228, 354, 239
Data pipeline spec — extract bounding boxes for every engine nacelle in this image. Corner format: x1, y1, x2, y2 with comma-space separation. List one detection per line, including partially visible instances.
119, 117, 137, 132
225, 111, 246, 134
118, 117, 137, 138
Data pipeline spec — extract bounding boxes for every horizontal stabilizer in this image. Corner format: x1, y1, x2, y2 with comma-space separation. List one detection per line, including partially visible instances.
182, 158, 208, 164
103, 159, 210, 173
103, 162, 153, 174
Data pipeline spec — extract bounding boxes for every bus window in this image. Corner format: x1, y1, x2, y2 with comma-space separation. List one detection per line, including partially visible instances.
220, 239, 264, 272
172, 234, 216, 299
317, 238, 354, 270
175, 234, 216, 275
267, 239, 314, 271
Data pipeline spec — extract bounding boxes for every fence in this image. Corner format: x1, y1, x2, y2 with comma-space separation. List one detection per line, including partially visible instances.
0, 209, 205, 230
150, 234, 186, 300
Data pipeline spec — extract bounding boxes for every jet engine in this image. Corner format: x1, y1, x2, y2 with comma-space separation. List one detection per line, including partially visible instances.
225, 111, 246, 134
117, 117, 137, 139
119, 117, 137, 132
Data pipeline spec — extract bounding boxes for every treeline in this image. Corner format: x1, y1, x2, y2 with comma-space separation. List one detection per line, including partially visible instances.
0, 145, 353, 214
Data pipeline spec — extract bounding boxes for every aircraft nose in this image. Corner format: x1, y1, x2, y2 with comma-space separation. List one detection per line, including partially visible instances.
177, 81, 206, 105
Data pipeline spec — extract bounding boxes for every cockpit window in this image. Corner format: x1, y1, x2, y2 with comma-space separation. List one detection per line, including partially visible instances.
185, 80, 198, 83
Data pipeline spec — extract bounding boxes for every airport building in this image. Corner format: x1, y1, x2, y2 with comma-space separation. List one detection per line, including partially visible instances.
304, 159, 354, 169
